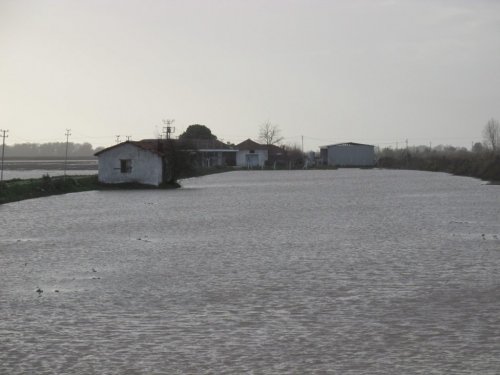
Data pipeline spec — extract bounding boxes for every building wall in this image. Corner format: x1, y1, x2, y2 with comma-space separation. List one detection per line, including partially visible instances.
97, 143, 163, 186
197, 151, 237, 167
236, 149, 268, 167
327, 144, 375, 167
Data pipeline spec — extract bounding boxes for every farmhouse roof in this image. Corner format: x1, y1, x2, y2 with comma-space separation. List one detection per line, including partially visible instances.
236, 139, 268, 150
94, 138, 236, 157
187, 138, 235, 151
94, 140, 163, 157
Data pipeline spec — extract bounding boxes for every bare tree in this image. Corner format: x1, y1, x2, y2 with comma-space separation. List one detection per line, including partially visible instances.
259, 121, 284, 146
483, 118, 500, 152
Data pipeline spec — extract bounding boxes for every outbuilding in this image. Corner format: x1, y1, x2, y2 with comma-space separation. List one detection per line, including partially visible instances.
95, 140, 167, 186
320, 142, 375, 167
235, 139, 269, 168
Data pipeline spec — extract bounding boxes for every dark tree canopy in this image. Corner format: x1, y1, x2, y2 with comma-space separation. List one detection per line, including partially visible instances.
179, 124, 217, 140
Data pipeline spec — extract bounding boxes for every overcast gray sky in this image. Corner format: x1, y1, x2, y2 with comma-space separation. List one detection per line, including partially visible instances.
1, 0, 499, 150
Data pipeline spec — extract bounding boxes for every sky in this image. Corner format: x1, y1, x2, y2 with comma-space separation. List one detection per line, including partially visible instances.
1, 0, 499, 151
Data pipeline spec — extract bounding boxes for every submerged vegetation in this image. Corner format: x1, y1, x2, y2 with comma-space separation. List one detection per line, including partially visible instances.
377, 146, 500, 183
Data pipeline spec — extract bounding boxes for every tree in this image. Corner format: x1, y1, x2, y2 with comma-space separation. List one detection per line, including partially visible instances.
179, 124, 217, 140
483, 118, 500, 152
259, 121, 284, 146
472, 142, 484, 154
162, 139, 196, 184
282, 143, 305, 168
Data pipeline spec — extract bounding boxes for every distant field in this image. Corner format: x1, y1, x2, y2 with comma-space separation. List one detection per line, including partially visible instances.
0, 159, 98, 180
2, 158, 98, 170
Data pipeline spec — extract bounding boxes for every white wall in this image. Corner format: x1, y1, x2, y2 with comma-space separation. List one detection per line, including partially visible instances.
236, 149, 268, 167
97, 143, 163, 186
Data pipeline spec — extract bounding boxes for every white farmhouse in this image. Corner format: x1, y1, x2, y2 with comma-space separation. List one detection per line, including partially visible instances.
320, 142, 375, 167
235, 139, 269, 168
95, 140, 167, 186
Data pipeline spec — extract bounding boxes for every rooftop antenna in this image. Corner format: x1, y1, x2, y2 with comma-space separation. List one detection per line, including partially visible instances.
162, 119, 175, 140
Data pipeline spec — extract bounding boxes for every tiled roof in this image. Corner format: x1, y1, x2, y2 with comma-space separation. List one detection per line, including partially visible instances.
187, 138, 235, 150
235, 139, 286, 155
95, 138, 236, 157
236, 139, 268, 150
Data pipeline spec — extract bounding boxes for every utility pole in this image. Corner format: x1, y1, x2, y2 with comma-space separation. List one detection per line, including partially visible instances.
162, 119, 175, 140
301, 135, 304, 153
0, 129, 9, 182
64, 129, 71, 178
126, 136, 132, 141
115, 135, 121, 143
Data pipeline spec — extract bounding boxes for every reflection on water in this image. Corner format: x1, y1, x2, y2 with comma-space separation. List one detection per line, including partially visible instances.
1, 169, 499, 374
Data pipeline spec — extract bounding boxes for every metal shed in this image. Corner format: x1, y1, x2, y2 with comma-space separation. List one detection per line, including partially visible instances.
320, 142, 375, 167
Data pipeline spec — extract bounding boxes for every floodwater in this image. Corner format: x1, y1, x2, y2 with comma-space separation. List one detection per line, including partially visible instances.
1, 169, 499, 374
1, 159, 97, 180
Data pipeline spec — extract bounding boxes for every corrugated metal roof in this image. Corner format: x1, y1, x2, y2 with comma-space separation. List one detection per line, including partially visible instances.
321, 142, 374, 148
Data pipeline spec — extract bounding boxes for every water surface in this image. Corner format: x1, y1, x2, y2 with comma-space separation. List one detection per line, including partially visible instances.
1, 169, 499, 374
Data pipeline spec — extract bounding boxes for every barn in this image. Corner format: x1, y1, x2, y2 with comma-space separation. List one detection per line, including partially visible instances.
320, 142, 375, 167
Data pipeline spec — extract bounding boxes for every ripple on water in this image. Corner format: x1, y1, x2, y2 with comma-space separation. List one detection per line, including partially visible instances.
1, 170, 499, 374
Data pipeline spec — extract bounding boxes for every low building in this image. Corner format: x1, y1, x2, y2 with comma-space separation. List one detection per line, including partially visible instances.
95, 139, 237, 186
235, 139, 269, 167
95, 140, 166, 186
188, 139, 237, 168
235, 139, 288, 168
320, 142, 375, 167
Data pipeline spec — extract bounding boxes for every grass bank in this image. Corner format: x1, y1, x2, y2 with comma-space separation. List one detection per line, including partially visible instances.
0, 174, 183, 205
0, 175, 101, 205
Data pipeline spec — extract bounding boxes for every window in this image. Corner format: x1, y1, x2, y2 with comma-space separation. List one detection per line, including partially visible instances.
120, 159, 132, 173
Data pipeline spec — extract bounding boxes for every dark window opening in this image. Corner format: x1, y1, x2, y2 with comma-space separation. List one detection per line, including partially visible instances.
120, 159, 132, 173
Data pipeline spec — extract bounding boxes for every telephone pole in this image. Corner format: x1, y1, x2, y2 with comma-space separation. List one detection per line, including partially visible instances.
64, 129, 71, 178
0, 129, 8, 182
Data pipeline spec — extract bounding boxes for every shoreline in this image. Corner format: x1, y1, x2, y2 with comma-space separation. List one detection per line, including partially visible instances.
1, 167, 497, 205
0, 175, 180, 205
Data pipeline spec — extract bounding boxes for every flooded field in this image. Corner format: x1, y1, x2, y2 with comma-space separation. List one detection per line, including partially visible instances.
1, 169, 499, 374
1, 159, 97, 180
